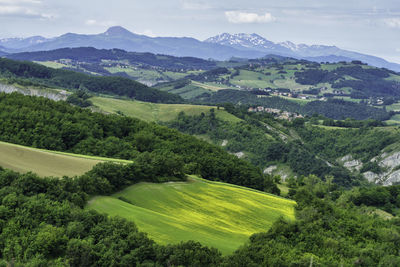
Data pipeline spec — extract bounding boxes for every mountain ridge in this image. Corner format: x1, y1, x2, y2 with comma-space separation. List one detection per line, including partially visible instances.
1, 26, 399, 72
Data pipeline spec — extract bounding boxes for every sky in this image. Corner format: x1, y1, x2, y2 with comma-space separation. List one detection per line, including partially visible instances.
1, 0, 400, 63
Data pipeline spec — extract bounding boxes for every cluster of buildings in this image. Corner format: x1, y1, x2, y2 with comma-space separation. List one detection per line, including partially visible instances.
248, 106, 304, 120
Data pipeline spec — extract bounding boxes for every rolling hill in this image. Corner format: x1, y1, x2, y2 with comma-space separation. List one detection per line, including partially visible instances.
0, 141, 130, 177
88, 176, 296, 254
90, 96, 241, 123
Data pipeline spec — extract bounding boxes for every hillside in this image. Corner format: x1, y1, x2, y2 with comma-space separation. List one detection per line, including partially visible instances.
5, 48, 400, 121
90, 96, 241, 123
0, 58, 182, 103
0, 141, 130, 177
88, 176, 295, 254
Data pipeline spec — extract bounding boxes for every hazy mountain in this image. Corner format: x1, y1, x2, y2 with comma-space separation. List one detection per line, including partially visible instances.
206, 33, 400, 72
2, 26, 264, 60
0, 36, 49, 50
2, 27, 399, 71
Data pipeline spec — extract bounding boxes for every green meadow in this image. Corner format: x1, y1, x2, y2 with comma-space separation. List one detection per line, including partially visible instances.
0, 141, 130, 177
90, 96, 241, 123
88, 176, 296, 254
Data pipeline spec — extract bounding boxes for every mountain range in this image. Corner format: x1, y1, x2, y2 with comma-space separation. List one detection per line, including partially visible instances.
1, 26, 399, 72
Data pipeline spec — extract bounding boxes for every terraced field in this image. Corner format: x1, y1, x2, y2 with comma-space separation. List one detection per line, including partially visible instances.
0, 141, 130, 177
88, 176, 296, 254
91, 96, 241, 122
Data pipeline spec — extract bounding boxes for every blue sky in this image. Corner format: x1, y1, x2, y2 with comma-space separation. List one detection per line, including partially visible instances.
1, 0, 400, 63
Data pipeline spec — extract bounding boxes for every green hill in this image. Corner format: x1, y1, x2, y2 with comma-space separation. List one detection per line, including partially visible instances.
90, 96, 241, 122
0, 141, 130, 177
87, 176, 295, 254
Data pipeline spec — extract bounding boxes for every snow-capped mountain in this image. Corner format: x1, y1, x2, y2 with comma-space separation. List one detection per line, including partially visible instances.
205, 33, 277, 51
205, 33, 400, 71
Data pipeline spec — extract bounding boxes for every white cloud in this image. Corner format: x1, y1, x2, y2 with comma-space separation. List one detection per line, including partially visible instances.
0, 0, 55, 19
225, 11, 276, 24
384, 18, 400, 28
181, 0, 211, 10
85, 19, 117, 27
0, 5, 53, 19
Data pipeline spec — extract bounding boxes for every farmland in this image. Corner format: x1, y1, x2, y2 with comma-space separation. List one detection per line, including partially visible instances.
87, 176, 296, 254
90, 96, 241, 122
0, 141, 130, 177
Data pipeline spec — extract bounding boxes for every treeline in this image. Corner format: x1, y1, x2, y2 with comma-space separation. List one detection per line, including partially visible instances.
350, 185, 400, 214
194, 89, 391, 120
305, 99, 391, 120
0, 92, 270, 192
0, 58, 182, 103
296, 123, 399, 163
7, 47, 217, 71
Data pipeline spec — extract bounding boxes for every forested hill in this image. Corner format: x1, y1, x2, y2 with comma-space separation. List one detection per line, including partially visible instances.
6, 47, 218, 71
0, 58, 183, 103
0, 92, 275, 193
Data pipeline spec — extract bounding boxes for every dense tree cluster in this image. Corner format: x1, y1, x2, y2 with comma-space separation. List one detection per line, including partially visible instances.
350, 185, 400, 214
296, 124, 399, 163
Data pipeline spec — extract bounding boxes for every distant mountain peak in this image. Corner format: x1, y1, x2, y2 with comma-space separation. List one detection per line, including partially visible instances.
104, 26, 134, 36
205, 33, 276, 50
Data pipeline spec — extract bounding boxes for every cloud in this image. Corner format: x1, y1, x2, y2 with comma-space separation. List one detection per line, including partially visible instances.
0, 5, 53, 19
225, 11, 276, 24
181, 0, 211, 10
384, 18, 400, 28
0, 0, 55, 19
85, 19, 117, 27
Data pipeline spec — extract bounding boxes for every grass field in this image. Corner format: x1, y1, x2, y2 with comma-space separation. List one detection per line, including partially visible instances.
35, 61, 68, 69
0, 141, 130, 177
88, 176, 295, 254
91, 96, 241, 123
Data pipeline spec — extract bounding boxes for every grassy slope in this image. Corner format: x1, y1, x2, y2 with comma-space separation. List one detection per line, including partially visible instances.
0, 141, 130, 177
91, 96, 241, 123
88, 176, 295, 255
